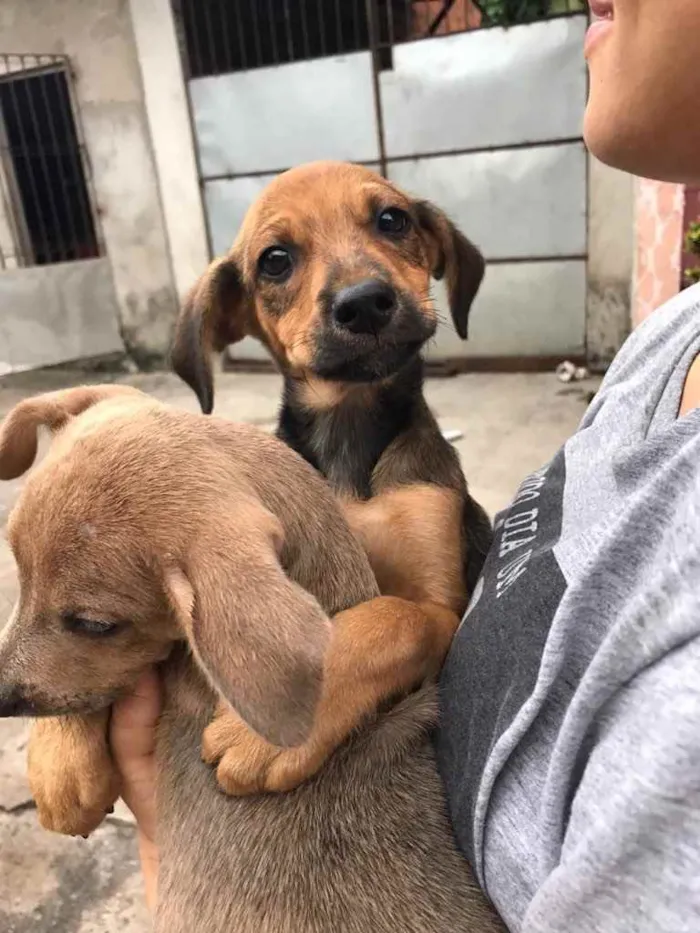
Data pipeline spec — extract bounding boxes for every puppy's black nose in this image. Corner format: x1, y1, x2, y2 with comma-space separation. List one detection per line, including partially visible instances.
0, 684, 32, 717
331, 280, 397, 335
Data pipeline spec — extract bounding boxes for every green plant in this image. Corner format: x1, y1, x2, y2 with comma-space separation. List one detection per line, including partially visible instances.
479, 0, 584, 26
684, 220, 700, 287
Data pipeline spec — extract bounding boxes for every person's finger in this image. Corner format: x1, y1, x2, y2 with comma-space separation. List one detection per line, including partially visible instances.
110, 667, 161, 842
111, 667, 162, 762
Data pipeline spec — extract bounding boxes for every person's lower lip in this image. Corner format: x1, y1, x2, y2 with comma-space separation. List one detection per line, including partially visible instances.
584, 18, 613, 59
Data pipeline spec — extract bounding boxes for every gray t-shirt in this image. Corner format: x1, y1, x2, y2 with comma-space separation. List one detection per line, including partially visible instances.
437, 283, 700, 932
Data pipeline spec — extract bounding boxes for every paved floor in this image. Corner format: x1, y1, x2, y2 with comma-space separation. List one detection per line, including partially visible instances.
0, 368, 596, 931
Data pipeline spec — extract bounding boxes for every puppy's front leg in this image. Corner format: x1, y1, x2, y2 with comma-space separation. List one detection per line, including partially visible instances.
28, 712, 120, 837
202, 595, 458, 795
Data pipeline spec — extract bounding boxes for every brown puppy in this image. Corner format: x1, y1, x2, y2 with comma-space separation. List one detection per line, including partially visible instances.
171, 161, 492, 791
0, 386, 505, 932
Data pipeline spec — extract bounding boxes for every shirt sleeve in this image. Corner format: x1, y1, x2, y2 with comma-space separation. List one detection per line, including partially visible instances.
522, 636, 700, 933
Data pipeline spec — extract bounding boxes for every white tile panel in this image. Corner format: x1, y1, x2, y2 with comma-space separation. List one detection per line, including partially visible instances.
191, 52, 379, 178
380, 16, 588, 158
388, 142, 587, 261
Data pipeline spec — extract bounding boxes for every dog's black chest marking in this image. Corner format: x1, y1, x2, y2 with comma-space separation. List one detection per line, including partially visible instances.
277, 362, 422, 499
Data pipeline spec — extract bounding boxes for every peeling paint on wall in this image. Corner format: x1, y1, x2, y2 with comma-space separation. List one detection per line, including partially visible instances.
632, 178, 684, 326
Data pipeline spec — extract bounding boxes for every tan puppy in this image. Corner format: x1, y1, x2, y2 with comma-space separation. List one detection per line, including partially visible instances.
0, 385, 506, 932
0, 386, 454, 829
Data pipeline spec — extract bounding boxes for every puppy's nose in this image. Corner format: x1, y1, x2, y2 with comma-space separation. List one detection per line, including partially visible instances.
331, 280, 397, 335
0, 684, 32, 717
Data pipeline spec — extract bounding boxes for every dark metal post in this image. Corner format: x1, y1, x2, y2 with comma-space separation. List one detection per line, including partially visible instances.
364, 0, 388, 177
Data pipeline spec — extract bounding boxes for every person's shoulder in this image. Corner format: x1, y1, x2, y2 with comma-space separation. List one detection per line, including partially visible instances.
607, 284, 700, 378
634, 283, 700, 344
578, 286, 700, 432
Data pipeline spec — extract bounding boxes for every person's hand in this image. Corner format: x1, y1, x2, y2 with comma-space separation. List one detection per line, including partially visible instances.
110, 668, 162, 912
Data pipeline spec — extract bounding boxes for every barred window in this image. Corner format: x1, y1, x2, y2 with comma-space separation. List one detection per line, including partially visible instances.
0, 55, 100, 269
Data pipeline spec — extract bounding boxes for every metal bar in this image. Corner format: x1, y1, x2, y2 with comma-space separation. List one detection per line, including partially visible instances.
428, 0, 457, 35
37, 68, 80, 260
3, 60, 51, 263
173, 1, 193, 78
232, 0, 248, 69
0, 84, 33, 266
364, 0, 388, 176
217, 0, 233, 73
485, 253, 587, 265
384, 135, 584, 164
316, 0, 327, 57
250, 0, 264, 68
202, 0, 218, 75
266, 0, 279, 63
199, 145, 583, 189
184, 0, 204, 78
0, 167, 14, 269
283, 0, 295, 61
386, 0, 396, 46
351, 0, 363, 48
0, 61, 64, 83
299, 0, 312, 59
55, 65, 103, 257
334, 0, 343, 51
23, 72, 66, 262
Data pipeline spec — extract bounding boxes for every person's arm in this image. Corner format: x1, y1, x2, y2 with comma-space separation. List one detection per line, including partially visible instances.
110, 668, 161, 913
522, 637, 700, 932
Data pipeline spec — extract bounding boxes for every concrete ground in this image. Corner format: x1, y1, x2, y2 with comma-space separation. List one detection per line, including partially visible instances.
0, 368, 596, 931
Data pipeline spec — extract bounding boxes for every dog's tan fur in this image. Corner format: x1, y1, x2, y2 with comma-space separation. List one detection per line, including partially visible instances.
0, 386, 504, 931
0, 385, 455, 824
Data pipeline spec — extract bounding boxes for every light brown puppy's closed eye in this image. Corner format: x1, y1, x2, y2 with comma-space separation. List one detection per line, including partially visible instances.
0, 386, 332, 750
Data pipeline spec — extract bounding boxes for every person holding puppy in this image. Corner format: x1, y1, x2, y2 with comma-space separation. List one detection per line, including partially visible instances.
113, 1, 700, 928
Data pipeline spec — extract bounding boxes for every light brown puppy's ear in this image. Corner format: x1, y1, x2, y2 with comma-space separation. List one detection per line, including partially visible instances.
163, 500, 330, 747
170, 256, 250, 415
415, 201, 485, 340
0, 385, 141, 480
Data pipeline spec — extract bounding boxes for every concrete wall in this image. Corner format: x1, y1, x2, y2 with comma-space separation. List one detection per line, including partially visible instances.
586, 156, 635, 367
128, 0, 209, 301
0, 259, 123, 374
0, 0, 179, 363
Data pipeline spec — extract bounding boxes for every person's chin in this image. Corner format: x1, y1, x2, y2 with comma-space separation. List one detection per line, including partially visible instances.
584, 88, 697, 186
583, 73, 642, 176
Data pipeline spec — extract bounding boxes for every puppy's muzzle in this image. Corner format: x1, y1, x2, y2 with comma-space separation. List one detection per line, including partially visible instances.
0, 683, 35, 717
331, 280, 397, 335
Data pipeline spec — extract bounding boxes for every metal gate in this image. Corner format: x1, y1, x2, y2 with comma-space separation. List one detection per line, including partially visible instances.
175, 1, 588, 365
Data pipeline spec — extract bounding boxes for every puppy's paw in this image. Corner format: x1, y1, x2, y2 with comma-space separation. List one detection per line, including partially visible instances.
28, 716, 119, 838
202, 707, 326, 796
202, 708, 284, 796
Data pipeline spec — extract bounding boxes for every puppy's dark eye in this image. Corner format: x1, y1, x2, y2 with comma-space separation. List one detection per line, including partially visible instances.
258, 246, 293, 280
377, 207, 411, 237
62, 614, 120, 638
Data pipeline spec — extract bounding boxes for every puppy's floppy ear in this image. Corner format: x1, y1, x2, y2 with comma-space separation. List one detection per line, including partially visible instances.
163, 498, 330, 747
170, 256, 250, 415
0, 384, 142, 480
415, 201, 485, 340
